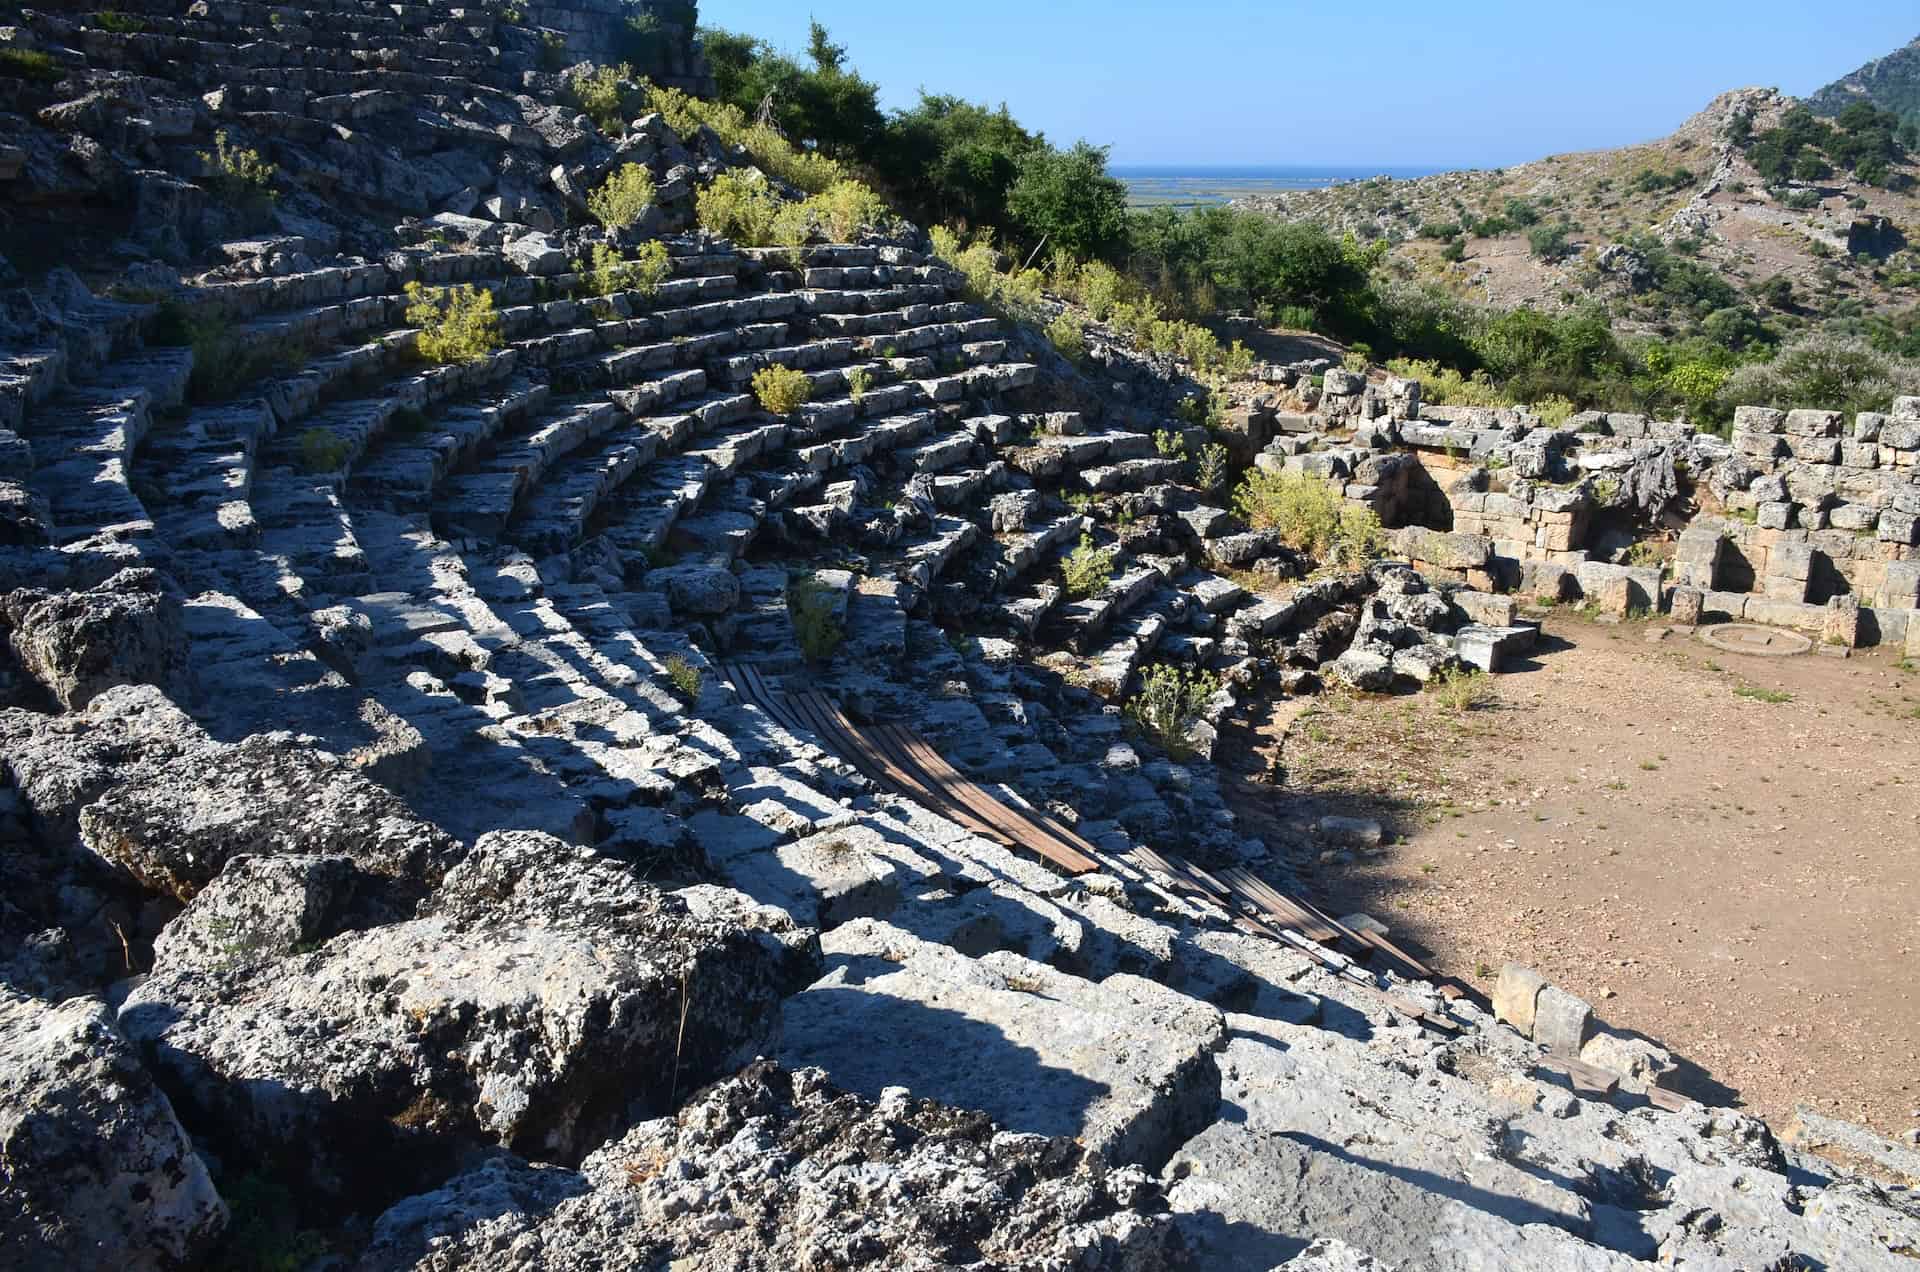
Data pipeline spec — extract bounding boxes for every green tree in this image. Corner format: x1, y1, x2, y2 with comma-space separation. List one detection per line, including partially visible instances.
1005, 141, 1130, 260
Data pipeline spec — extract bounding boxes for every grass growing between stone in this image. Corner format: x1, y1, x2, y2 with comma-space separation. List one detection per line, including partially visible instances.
788, 576, 844, 662
1733, 684, 1794, 704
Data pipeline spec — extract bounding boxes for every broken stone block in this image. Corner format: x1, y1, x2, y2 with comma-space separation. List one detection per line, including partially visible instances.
1580, 1030, 1676, 1088
1494, 964, 1547, 1037
1823, 594, 1861, 649
1453, 590, 1516, 628
1533, 985, 1594, 1058
1454, 624, 1535, 673
1315, 816, 1384, 849
1669, 587, 1703, 626
2, 568, 191, 711
1756, 502, 1794, 531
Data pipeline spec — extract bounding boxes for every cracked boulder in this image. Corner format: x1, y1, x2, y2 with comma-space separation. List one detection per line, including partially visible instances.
1, 991, 226, 1271
356, 1060, 1186, 1271
119, 832, 819, 1213
1, 568, 190, 710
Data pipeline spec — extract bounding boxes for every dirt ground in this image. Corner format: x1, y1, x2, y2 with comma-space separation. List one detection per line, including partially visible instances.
1233, 612, 1920, 1141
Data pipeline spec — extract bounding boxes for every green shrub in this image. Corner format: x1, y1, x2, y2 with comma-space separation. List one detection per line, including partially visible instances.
1534, 394, 1576, 426
1234, 469, 1347, 559
1431, 666, 1492, 713
298, 428, 350, 474
1333, 503, 1385, 567
208, 1172, 330, 1272
695, 171, 782, 245
1046, 312, 1086, 361
390, 406, 431, 435
644, 81, 844, 194
809, 179, 889, 240
1061, 532, 1114, 599
93, 10, 147, 33
663, 654, 701, 701
0, 48, 63, 83
845, 366, 872, 403
586, 163, 656, 228
788, 575, 844, 661
404, 282, 504, 365
584, 240, 669, 296
1125, 664, 1221, 757
571, 63, 636, 134
1153, 428, 1187, 460
752, 364, 813, 415
1196, 442, 1230, 492
201, 130, 277, 204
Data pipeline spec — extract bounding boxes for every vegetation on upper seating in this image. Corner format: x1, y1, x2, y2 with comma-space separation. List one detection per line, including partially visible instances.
663, 655, 702, 702
845, 367, 872, 404
0, 47, 63, 83
583, 241, 670, 296
152, 305, 314, 404
1234, 470, 1382, 567
404, 282, 505, 365
201, 130, 277, 208
91, 10, 147, 34
1195, 442, 1230, 493
1125, 664, 1222, 759
1044, 312, 1086, 362
645, 81, 844, 194
1061, 533, 1114, 599
587, 163, 656, 229
298, 428, 351, 475
571, 64, 640, 135
751, 365, 813, 416
788, 575, 845, 662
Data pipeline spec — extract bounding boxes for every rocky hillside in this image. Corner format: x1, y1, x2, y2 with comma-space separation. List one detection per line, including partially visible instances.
1237, 86, 1920, 324
3, 3, 1920, 1271
1810, 34, 1920, 125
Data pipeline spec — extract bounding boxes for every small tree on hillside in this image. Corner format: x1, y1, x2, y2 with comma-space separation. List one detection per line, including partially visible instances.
1006, 141, 1131, 261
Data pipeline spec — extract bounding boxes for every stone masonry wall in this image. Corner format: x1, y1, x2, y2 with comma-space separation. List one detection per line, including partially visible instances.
524, 0, 715, 95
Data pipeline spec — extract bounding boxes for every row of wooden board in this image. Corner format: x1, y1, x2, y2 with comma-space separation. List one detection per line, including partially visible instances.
719, 662, 1461, 1033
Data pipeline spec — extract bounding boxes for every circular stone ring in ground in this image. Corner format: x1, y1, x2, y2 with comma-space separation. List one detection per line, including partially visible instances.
1697, 624, 1813, 656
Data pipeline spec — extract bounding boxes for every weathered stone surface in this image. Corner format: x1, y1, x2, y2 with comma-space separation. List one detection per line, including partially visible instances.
120, 832, 819, 1209
1329, 647, 1395, 691
1494, 963, 1547, 1037
1, 992, 226, 1270
2, 568, 190, 710
149, 853, 406, 976
80, 730, 462, 902
357, 1062, 1186, 1271
1533, 984, 1595, 1057
777, 919, 1222, 1170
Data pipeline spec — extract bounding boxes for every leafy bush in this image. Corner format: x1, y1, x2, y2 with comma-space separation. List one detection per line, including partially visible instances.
1061, 532, 1114, 599
645, 81, 845, 194
571, 63, 637, 134
1125, 664, 1221, 758
663, 654, 702, 701
788, 575, 844, 661
1234, 469, 1346, 557
1431, 666, 1493, 713
1153, 428, 1187, 460
808, 179, 889, 240
1527, 223, 1575, 262
0, 48, 63, 83
1718, 332, 1920, 415
299, 428, 350, 474
586, 163, 655, 228
752, 364, 814, 415
404, 282, 504, 365
695, 171, 782, 245
845, 366, 872, 403
584, 240, 670, 296
1196, 442, 1230, 492
1534, 394, 1576, 426
201, 130, 277, 204
93, 10, 147, 33
1046, 312, 1086, 361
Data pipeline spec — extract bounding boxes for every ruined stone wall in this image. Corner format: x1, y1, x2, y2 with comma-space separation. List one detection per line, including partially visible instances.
525, 0, 715, 95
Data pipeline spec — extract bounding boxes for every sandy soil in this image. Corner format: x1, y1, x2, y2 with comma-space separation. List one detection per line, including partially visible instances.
1231, 613, 1920, 1140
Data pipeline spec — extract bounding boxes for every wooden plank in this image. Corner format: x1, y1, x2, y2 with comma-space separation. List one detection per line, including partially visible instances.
874, 725, 1101, 874
1645, 1083, 1695, 1113
1536, 1054, 1620, 1096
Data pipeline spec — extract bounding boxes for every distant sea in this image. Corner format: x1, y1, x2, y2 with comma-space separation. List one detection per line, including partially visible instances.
1112, 164, 1450, 211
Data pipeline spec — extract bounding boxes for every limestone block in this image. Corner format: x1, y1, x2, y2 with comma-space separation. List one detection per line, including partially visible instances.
1784, 409, 1842, 438
1756, 501, 1794, 531
1908, 612, 1920, 659
1533, 985, 1594, 1057
1824, 595, 1861, 649
1883, 561, 1920, 610
1732, 406, 1786, 434
1770, 540, 1814, 581
1453, 590, 1516, 628
1494, 964, 1547, 1037
1669, 586, 1703, 626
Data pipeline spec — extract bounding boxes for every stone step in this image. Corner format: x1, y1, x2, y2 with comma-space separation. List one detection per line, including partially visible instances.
777, 918, 1224, 1171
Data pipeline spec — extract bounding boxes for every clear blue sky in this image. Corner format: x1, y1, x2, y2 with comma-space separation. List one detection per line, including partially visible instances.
697, 1, 1919, 167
